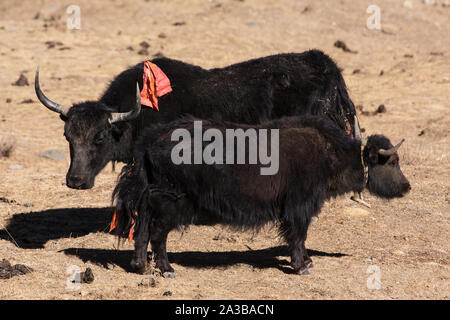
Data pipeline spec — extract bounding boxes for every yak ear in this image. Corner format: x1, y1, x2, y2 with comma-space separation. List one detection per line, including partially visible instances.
59, 114, 68, 122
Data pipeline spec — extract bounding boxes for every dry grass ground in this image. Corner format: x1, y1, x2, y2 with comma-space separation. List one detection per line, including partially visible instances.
0, 0, 448, 299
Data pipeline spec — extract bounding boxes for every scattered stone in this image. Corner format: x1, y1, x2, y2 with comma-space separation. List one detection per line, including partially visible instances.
58, 47, 71, 51
172, 21, 186, 26
0, 259, 33, 279
139, 41, 150, 49
376, 104, 387, 113
418, 128, 427, 136
364, 257, 373, 263
138, 49, 149, 56
139, 278, 156, 287
80, 267, 94, 284
163, 290, 172, 296
105, 263, 115, 270
163, 272, 176, 279
430, 52, 444, 56
404, 54, 414, 58
158, 33, 167, 39
44, 41, 63, 49
12, 74, 29, 86
379, 70, 384, 76
23, 202, 34, 208
40, 149, 66, 161
247, 21, 258, 27
352, 69, 361, 74
126, 46, 134, 51
6, 98, 11, 103
8, 164, 23, 170
0, 197, 17, 204
334, 40, 358, 54
34, 12, 40, 20
20, 99, 34, 104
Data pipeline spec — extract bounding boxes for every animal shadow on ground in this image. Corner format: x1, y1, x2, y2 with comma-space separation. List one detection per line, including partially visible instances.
0, 207, 113, 249
62, 246, 348, 274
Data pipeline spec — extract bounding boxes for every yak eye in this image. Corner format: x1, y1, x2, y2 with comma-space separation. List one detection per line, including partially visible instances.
389, 159, 398, 166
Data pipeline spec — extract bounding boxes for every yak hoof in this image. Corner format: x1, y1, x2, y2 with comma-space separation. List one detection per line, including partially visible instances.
130, 260, 147, 274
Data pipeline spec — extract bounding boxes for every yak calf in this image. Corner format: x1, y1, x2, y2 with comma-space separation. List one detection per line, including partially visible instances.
112, 115, 409, 274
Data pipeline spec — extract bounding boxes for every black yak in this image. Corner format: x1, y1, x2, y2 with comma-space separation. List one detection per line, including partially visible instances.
112, 115, 410, 274
35, 50, 359, 189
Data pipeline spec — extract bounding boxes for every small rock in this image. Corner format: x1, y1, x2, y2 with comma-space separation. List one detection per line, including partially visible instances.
139, 41, 150, 49
158, 33, 167, 39
247, 21, 258, 27
12, 74, 29, 86
334, 40, 358, 54
364, 257, 373, 263
80, 267, 94, 284
20, 99, 34, 104
138, 49, 149, 56
172, 21, 186, 26
163, 272, 176, 279
6, 98, 12, 103
23, 202, 34, 208
379, 70, 384, 76
352, 69, 361, 74
139, 278, 156, 287
162, 290, 172, 296
418, 128, 427, 136
40, 149, 66, 161
376, 104, 387, 113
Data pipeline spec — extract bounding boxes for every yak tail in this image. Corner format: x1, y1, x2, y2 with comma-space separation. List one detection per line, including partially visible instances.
111, 158, 150, 241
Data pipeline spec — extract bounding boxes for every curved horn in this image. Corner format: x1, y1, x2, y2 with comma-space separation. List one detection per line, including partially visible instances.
378, 139, 405, 156
35, 66, 70, 116
109, 82, 142, 124
354, 115, 361, 142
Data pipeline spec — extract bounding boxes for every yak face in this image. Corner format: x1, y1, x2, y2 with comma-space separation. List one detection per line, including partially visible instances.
35, 68, 141, 189
63, 103, 121, 189
363, 134, 411, 198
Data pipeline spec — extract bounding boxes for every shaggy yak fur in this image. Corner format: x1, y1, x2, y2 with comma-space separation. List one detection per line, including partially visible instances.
112, 115, 409, 275
37, 49, 358, 189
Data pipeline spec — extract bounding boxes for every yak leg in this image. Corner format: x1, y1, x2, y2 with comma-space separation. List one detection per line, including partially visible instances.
151, 230, 174, 273
281, 220, 310, 274
301, 241, 313, 268
130, 224, 150, 274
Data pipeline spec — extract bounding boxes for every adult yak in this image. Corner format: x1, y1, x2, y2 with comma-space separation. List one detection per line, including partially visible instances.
35, 50, 358, 190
